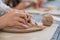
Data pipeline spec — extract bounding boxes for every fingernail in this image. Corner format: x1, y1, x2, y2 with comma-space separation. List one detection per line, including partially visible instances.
24, 25, 29, 29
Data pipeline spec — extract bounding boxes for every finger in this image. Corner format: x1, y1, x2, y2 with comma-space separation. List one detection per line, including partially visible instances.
26, 13, 32, 18
30, 19, 38, 26
18, 10, 28, 21
17, 17, 26, 24
26, 13, 32, 22
14, 17, 25, 24
23, 11, 32, 22
21, 10, 28, 21
16, 12, 25, 17
15, 10, 27, 20
16, 22, 29, 29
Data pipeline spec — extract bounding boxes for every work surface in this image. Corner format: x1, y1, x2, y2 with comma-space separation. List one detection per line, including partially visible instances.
0, 24, 58, 40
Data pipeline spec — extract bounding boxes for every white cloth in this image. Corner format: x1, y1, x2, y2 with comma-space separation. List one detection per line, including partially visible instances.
0, 0, 10, 11
0, 0, 10, 15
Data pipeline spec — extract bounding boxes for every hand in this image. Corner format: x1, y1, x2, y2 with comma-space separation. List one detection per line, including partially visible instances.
25, 12, 32, 22
30, 19, 38, 26
6, 9, 28, 21
0, 9, 29, 29
24, 11, 37, 26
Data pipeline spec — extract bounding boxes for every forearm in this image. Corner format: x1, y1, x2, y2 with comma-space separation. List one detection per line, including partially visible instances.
14, 2, 26, 10
14, 2, 31, 10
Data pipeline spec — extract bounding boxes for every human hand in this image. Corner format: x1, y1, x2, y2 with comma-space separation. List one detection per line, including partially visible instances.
0, 9, 30, 29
